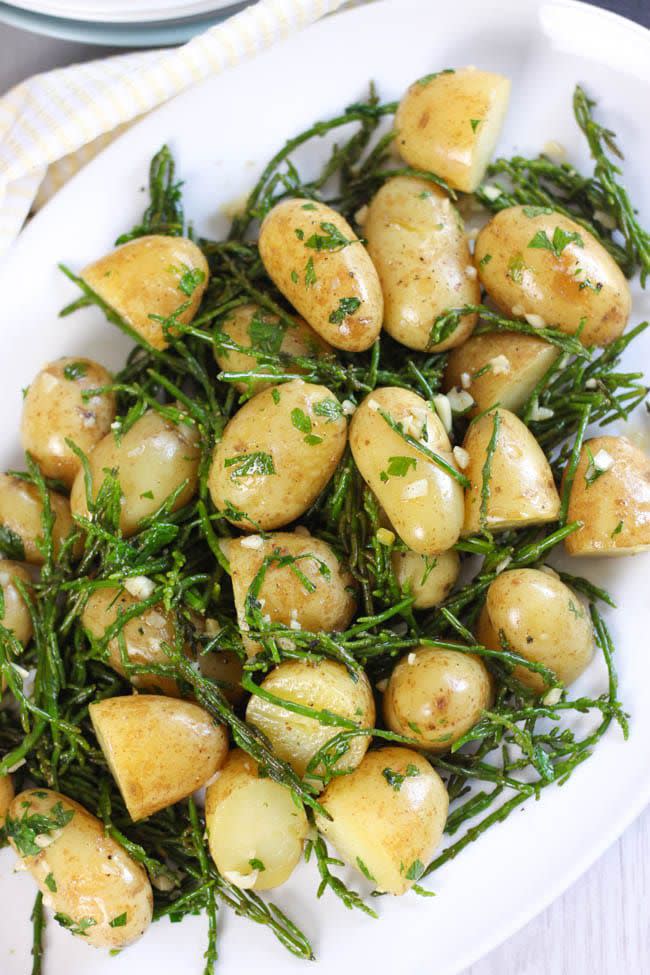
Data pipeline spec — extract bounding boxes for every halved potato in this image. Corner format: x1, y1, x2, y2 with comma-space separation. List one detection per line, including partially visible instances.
391, 548, 460, 609
0, 560, 33, 645
0, 474, 75, 565
0, 774, 14, 828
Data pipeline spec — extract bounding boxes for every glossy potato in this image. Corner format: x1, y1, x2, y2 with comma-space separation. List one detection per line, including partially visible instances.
0, 774, 14, 828
383, 647, 493, 751
81, 235, 209, 350
477, 568, 594, 692
208, 381, 347, 531
0, 560, 32, 644
214, 303, 331, 395
90, 696, 228, 821
70, 410, 200, 537
395, 68, 511, 192
199, 648, 244, 705
349, 387, 464, 554
475, 207, 631, 346
205, 750, 309, 890
258, 199, 383, 351
444, 332, 560, 416
391, 548, 460, 609
81, 586, 182, 696
315, 748, 448, 895
245, 659, 375, 783
563, 436, 650, 556
6, 788, 152, 948
462, 408, 560, 535
227, 531, 356, 656
0, 474, 75, 565
21, 357, 116, 487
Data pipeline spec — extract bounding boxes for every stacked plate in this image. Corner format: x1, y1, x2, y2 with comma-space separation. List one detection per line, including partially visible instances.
0, 0, 253, 44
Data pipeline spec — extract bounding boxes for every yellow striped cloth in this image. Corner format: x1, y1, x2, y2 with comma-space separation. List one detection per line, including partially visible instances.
0, 0, 349, 258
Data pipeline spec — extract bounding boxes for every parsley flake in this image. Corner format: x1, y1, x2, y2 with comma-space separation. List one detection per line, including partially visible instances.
328, 297, 361, 324
224, 452, 276, 479
528, 226, 584, 258
63, 361, 88, 381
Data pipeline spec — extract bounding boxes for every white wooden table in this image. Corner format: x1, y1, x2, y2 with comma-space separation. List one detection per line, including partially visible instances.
0, 17, 648, 975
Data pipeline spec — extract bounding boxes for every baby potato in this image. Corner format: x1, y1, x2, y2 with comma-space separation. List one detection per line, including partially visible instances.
0, 774, 14, 828
349, 387, 464, 554
391, 548, 460, 610
214, 303, 331, 395
383, 647, 493, 751
444, 332, 560, 417
0, 474, 75, 565
82, 235, 209, 350
245, 659, 375, 783
227, 531, 356, 656
462, 408, 560, 535
199, 648, 244, 705
205, 749, 308, 891
21, 357, 116, 488
208, 381, 347, 531
81, 586, 183, 696
476, 568, 594, 692
395, 68, 511, 192
563, 436, 650, 556
90, 696, 228, 821
70, 410, 200, 538
364, 176, 479, 351
475, 206, 631, 346
6, 788, 152, 948
0, 560, 32, 644
258, 199, 383, 351
315, 747, 448, 895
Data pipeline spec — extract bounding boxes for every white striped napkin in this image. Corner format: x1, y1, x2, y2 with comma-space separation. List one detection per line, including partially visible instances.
0, 0, 349, 259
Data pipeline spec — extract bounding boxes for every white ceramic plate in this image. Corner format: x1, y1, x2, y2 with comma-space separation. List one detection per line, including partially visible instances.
1, 1, 649, 973
5, 0, 236, 23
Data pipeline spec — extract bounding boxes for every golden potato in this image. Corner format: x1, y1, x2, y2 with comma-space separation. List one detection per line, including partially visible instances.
70, 410, 200, 538
208, 381, 347, 531
21, 357, 116, 488
258, 199, 383, 351
245, 659, 375, 783
0, 474, 75, 565
315, 747, 448, 895
199, 647, 244, 705
395, 68, 511, 192
383, 647, 493, 751
6, 788, 152, 948
563, 436, 650, 556
364, 176, 479, 351
205, 749, 308, 891
90, 695, 228, 821
0, 560, 32, 644
0, 774, 14, 828
227, 531, 356, 656
214, 303, 331, 394
391, 548, 460, 609
81, 235, 209, 350
349, 387, 464, 554
444, 332, 560, 417
477, 568, 594, 692
475, 206, 631, 346
81, 586, 182, 696
462, 408, 560, 535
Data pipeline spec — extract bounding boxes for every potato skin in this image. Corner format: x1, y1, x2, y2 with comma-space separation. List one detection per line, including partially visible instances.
475, 207, 631, 346
70, 410, 200, 538
209, 381, 347, 531
198, 648, 244, 705
0, 474, 74, 565
205, 749, 308, 891
245, 659, 375, 783
0, 560, 33, 644
395, 68, 511, 192
82, 235, 209, 350
563, 436, 650, 556
444, 332, 560, 417
364, 176, 479, 351
477, 568, 594, 692
214, 303, 331, 395
391, 548, 460, 609
90, 696, 228, 821
350, 387, 464, 554
6, 788, 152, 948
315, 747, 448, 895
0, 774, 14, 828
383, 647, 493, 751
21, 357, 116, 488
462, 408, 560, 535
258, 199, 383, 351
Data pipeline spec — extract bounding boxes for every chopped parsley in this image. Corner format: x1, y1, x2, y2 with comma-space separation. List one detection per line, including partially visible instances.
290, 269, 299, 284
584, 446, 607, 487
109, 913, 128, 928
249, 858, 266, 871
63, 361, 88, 381
301, 202, 317, 211
0, 524, 25, 561
271, 388, 281, 405
291, 408, 323, 445
178, 265, 206, 297
382, 764, 420, 791
328, 297, 361, 324
379, 456, 417, 482
611, 520, 624, 537
294, 228, 305, 241
6, 799, 74, 857
416, 68, 455, 86
470, 119, 482, 132
54, 913, 97, 937
405, 859, 425, 881
522, 206, 555, 218
304, 222, 354, 252
507, 254, 526, 284
528, 226, 584, 258
313, 398, 343, 422
224, 452, 276, 479
355, 857, 377, 884
44, 872, 57, 893
304, 258, 317, 287
248, 313, 285, 355
479, 253, 492, 266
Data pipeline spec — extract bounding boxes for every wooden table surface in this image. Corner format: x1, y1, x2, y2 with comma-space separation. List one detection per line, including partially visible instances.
0, 4, 648, 973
